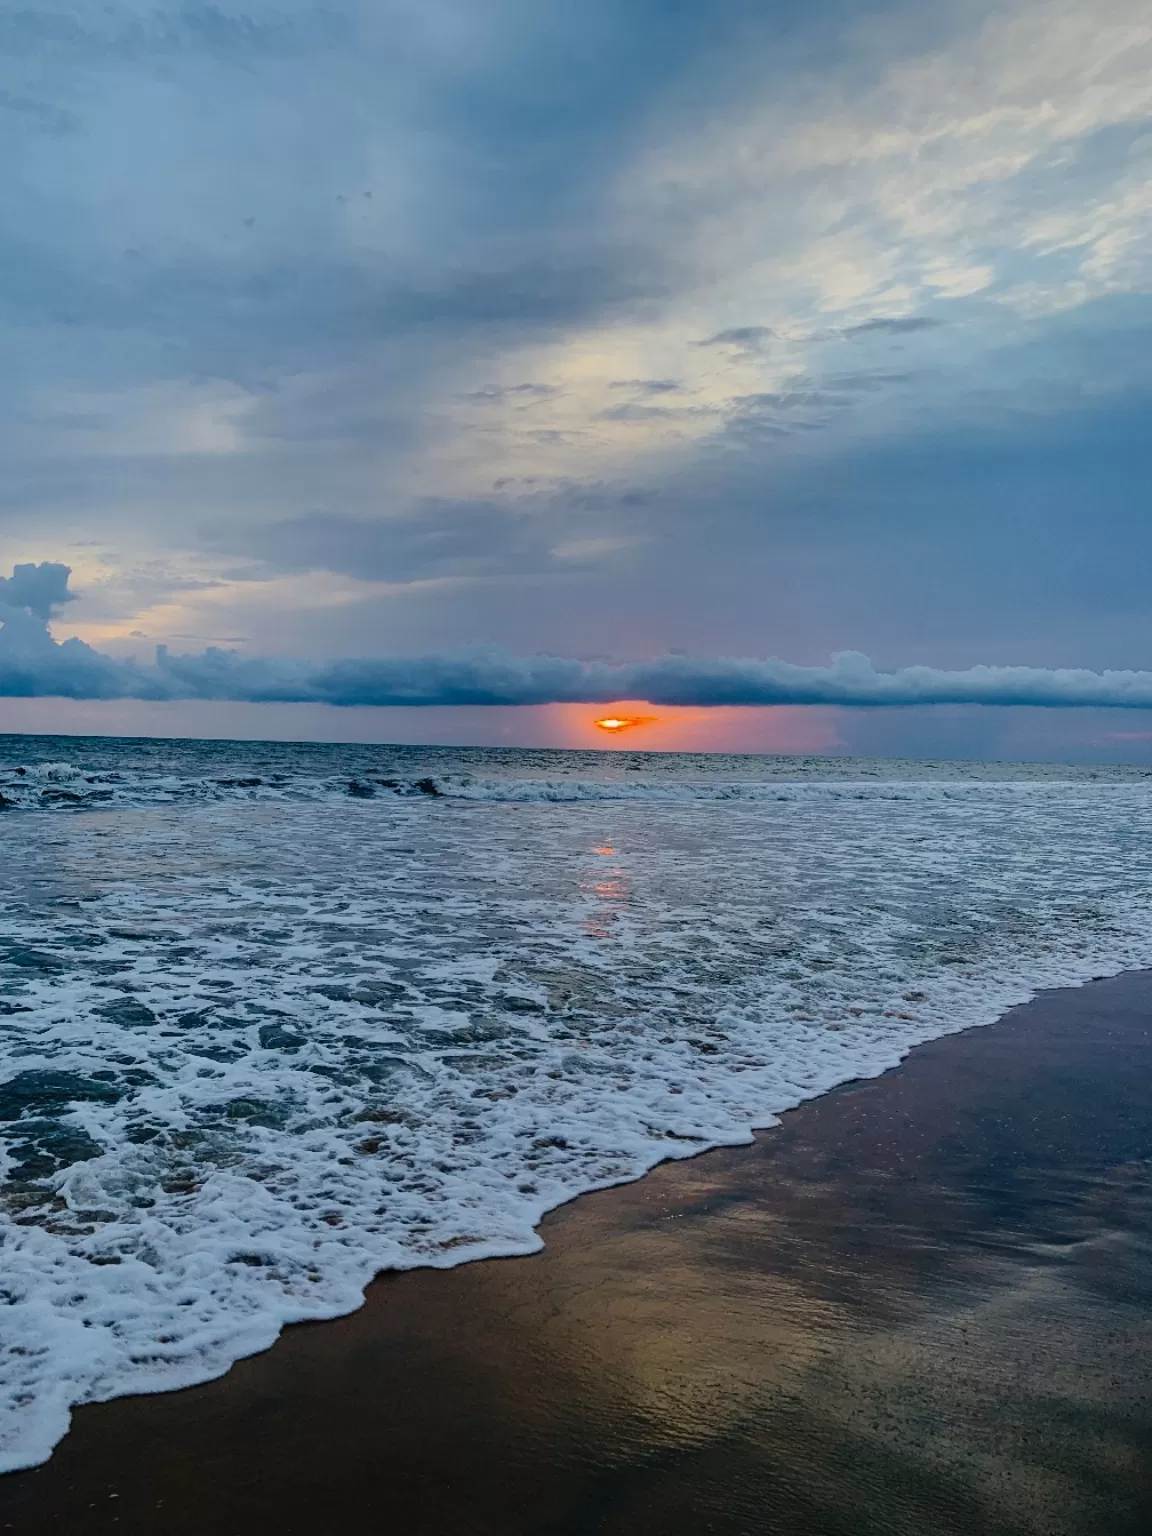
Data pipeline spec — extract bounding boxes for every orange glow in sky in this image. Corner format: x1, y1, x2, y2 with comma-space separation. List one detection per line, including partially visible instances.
561, 701, 843, 753
593, 714, 657, 733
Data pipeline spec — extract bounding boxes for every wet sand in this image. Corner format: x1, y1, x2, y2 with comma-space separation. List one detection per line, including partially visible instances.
2, 971, 1151, 1535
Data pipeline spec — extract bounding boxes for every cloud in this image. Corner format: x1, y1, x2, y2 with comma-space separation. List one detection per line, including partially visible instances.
823, 370, 915, 390
464, 383, 561, 402
0, 562, 76, 621
608, 378, 682, 394
0, 90, 79, 136
695, 325, 773, 352
8, 567, 1152, 710
203, 493, 645, 584
842, 317, 942, 337
596, 402, 682, 422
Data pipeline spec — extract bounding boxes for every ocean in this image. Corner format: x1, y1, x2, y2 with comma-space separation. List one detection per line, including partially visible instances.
3, 734, 1152, 1474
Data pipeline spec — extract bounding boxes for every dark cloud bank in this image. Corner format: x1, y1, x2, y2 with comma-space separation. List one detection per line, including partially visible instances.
7, 563, 1152, 710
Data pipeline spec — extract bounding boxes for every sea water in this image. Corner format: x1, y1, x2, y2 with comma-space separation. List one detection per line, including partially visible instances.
3, 735, 1152, 1472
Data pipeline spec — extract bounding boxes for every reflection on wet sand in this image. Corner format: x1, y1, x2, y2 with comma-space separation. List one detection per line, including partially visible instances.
2, 973, 1151, 1534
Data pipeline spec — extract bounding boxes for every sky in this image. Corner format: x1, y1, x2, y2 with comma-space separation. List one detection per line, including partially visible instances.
2, 0, 1151, 758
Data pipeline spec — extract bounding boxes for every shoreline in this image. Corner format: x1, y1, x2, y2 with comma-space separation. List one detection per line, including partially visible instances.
3, 969, 1152, 1532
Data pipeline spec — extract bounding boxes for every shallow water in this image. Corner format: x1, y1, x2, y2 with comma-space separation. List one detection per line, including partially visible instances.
3, 736, 1152, 1472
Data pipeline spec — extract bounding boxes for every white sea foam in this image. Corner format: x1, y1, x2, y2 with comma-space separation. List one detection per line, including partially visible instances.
2, 773, 1152, 1471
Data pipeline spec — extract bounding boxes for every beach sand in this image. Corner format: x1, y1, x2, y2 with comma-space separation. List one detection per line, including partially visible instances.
2, 971, 1151, 1534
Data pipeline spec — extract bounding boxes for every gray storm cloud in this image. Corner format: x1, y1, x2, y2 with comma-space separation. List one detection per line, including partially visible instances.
6, 563, 1152, 711
0, 562, 75, 621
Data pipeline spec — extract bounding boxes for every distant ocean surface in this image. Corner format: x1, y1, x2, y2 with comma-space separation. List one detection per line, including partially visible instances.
4, 734, 1152, 1472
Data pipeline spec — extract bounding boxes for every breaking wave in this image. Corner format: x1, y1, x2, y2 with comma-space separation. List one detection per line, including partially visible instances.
0, 758, 1139, 813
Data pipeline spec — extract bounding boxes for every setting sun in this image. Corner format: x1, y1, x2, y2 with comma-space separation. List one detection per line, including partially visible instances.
593, 715, 656, 733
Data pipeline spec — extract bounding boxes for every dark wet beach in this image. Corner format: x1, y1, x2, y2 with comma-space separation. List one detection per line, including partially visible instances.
2, 970, 1151, 1535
